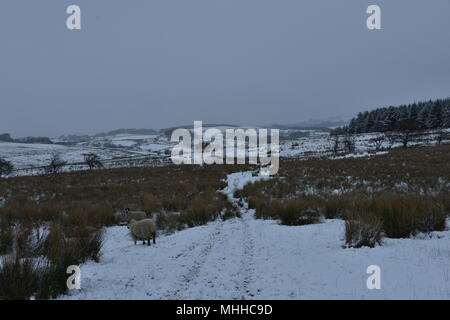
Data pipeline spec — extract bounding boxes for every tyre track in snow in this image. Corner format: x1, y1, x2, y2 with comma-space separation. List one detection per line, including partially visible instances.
240, 209, 257, 298
168, 172, 265, 299
175, 211, 255, 299
161, 221, 225, 299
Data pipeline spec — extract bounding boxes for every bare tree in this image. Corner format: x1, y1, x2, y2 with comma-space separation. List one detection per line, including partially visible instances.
394, 119, 421, 148
397, 131, 413, 148
342, 134, 356, 153
368, 134, 385, 151
45, 153, 67, 174
385, 132, 397, 149
84, 153, 104, 170
330, 136, 340, 155
436, 130, 449, 146
0, 158, 13, 178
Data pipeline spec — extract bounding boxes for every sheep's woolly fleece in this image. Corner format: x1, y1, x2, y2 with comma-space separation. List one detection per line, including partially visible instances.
128, 219, 156, 243
62, 172, 450, 300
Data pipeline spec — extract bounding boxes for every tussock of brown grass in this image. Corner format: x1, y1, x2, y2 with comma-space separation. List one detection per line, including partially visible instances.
369, 195, 446, 238
322, 195, 351, 219
345, 209, 383, 248
344, 194, 446, 247
248, 195, 323, 225
44, 223, 104, 265
0, 255, 40, 300
0, 217, 14, 255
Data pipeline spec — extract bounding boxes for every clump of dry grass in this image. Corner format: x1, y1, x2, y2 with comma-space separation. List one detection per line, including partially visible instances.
0, 252, 79, 300
0, 255, 41, 300
0, 217, 14, 255
44, 223, 104, 265
345, 210, 383, 248
344, 194, 447, 247
371, 194, 446, 238
181, 196, 223, 228
155, 211, 183, 233
248, 195, 323, 225
322, 195, 351, 219
279, 205, 321, 226
0, 221, 105, 300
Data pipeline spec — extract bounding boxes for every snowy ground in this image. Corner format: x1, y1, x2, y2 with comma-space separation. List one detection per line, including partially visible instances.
61, 172, 450, 300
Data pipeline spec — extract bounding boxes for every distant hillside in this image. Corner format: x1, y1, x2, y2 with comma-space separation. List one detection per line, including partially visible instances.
272, 117, 350, 131
95, 128, 158, 137
331, 97, 450, 135
271, 124, 333, 132
0, 133, 53, 144
0, 133, 13, 142
160, 123, 239, 136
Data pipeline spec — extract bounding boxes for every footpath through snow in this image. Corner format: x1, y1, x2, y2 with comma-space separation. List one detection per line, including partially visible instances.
62, 171, 450, 300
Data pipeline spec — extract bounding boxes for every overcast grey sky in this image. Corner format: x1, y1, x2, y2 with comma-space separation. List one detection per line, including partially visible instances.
1, 0, 450, 137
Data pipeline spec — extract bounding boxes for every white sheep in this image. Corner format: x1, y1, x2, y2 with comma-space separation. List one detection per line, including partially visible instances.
127, 218, 157, 246
115, 208, 147, 225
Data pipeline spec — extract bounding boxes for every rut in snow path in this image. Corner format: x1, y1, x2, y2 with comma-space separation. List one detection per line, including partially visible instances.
240, 210, 257, 298
173, 205, 257, 299
161, 221, 224, 299
162, 171, 268, 299
190, 171, 268, 299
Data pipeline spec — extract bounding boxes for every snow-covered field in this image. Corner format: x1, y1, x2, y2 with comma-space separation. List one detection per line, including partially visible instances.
61, 172, 450, 300
0, 134, 174, 176
2, 127, 449, 177
0, 142, 131, 171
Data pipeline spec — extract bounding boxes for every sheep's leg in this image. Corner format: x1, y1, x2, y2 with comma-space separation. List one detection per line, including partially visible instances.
153, 233, 156, 244
142, 240, 145, 245
134, 240, 137, 245
147, 238, 151, 246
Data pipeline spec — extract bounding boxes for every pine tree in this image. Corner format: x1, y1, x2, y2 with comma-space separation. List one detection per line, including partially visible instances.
330, 97, 450, 135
